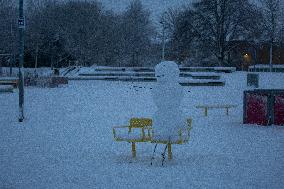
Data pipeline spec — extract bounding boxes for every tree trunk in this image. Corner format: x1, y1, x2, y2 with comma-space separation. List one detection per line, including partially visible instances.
269, 43, 273, 72
218, 48, 225, 67
0, 60, 2, 76
51, 56, 54, 70
34, 43, 38, 73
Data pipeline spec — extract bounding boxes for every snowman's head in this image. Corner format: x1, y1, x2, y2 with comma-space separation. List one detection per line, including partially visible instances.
155, 61, 180, 83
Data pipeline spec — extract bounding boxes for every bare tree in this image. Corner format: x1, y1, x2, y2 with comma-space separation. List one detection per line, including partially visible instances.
26, 0, 47, 71
0, 0, 17, 73
163, 6, 201, 63
280, 2, 284, 49
161, 7, 180, 39
192, 0, 261, 66
120, 0, 154, 67
261, 0, 281, 71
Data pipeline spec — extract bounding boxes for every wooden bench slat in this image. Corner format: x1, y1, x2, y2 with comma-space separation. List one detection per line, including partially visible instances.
196, 105, 237, 116
196, 105, 237, 108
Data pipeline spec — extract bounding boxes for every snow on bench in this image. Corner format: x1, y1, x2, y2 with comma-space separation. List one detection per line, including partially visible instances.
248, 64, 284, 72
180, 67, 236, 73
214, 67, 236, 73
0, 85, 14, 93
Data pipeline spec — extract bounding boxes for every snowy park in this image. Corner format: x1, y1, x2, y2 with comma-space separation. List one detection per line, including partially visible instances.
1, 70, 284, 189
1, 0, 284, 188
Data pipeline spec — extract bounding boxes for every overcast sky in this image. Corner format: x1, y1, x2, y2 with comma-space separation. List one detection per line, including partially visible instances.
98, 0, 194, 24
97, 0, 284, 24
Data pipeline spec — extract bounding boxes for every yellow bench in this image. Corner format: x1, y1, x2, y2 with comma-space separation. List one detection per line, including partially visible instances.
150, 119, 192, 160
196, 105, 237, 116
113, 118, 152, 158
113, 118, 192, 160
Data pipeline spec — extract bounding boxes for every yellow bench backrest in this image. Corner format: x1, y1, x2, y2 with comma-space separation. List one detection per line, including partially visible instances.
129, 118, 191, 129
129, 118, 152, 128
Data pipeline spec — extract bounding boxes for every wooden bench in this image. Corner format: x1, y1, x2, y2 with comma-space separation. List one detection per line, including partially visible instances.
0, 79, 18, 88
113, 118, 192, 160
196, 105, 237, 116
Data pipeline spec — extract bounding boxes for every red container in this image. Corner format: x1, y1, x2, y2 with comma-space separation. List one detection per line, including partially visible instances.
274, 95, 284, 125
244, 89, 284, 126
245, 94, 268, 125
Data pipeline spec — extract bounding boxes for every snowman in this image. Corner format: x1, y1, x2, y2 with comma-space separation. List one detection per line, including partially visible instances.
151, 61, 188, 143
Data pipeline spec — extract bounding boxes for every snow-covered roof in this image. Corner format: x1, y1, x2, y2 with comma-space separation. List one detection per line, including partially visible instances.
249, 64, 284, 68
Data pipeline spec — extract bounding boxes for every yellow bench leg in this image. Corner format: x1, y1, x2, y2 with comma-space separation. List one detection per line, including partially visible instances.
168, 143, 172, 160
204, 107, 208, 116
132, 142, 136, 158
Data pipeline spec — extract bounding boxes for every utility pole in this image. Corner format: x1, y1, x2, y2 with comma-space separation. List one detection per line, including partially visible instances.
18, 0, 25, 122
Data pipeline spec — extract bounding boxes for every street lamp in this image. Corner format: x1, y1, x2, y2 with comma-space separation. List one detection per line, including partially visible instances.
243, 53, 252, 71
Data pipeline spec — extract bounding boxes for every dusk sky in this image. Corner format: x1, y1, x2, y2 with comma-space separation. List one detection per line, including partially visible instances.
97, 0, 281, 24
99, 0, 193, 23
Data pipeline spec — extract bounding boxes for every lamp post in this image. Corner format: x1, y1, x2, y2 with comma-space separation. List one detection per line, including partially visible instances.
160, 20, 165, 61
243, 52, 254, 71
18, 0, 25, 122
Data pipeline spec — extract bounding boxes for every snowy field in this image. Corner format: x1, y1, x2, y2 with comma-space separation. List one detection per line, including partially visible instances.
1, 72, 284, 189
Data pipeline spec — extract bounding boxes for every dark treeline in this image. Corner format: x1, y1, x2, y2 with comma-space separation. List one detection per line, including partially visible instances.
0, 0, 158, 68
0, 0, 283, 68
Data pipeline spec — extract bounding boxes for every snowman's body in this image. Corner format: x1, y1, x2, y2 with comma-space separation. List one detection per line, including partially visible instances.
152, 61, 187, 141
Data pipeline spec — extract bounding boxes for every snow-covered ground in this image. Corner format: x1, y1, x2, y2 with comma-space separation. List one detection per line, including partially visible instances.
1, 72, 284, 189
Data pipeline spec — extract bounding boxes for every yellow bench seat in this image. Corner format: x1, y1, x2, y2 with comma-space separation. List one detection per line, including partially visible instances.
151, 130, 190, 144
113, 118, 192, 159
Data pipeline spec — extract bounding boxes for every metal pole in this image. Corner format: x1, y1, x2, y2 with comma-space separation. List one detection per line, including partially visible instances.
18, 0, 25, 122
162, 22, 165, 61
10, 23, 13, 76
